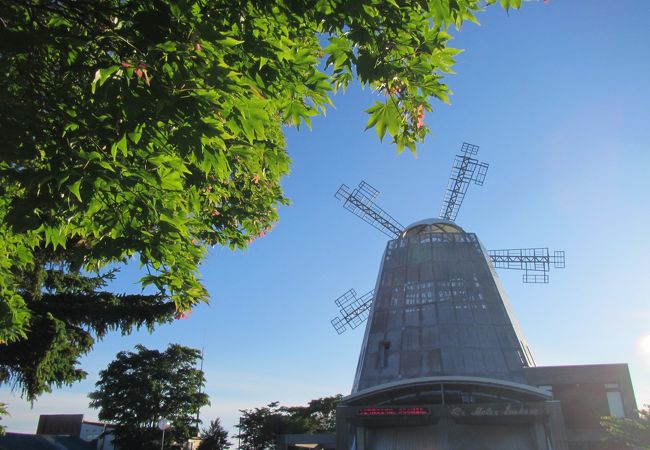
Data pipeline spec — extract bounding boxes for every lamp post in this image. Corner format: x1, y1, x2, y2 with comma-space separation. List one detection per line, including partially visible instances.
158, 418, 171, 450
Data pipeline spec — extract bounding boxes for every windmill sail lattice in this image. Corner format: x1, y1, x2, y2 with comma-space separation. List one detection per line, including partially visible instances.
488, 248, 566, 284
439, 142, 489, 222
335, 181, 404, 238
330, 289, 375, 335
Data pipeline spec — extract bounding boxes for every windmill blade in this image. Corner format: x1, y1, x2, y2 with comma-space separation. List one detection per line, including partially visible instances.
334, 288, 359, 308
335, 181, 405, 238
439, 142, 489, 222
331, 289, 375, 335
487, 248, 566, 283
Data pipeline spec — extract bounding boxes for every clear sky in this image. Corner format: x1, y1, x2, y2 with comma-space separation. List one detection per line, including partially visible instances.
3, 0, 650, 438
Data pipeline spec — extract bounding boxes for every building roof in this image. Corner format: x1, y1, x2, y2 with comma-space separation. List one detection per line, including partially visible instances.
402, 218, 465, 236
345, 376, 551, 406
0, 433, 94, 450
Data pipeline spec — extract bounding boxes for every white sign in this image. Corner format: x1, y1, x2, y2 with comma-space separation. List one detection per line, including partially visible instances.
158, 419, 171, 430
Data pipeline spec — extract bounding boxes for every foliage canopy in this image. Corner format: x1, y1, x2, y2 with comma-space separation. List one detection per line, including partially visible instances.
0, 0, 520, 399
602, 407, 650, 449
0, 402, 7, 436
236, 395, 342, 450
198, 418, 232, 450
88, 344, 209, 450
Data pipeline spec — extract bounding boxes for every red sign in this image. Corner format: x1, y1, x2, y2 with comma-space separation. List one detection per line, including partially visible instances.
358, 407, 430, 416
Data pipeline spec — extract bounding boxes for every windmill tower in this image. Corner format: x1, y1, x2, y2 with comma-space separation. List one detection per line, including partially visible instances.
332, 143, 568, 450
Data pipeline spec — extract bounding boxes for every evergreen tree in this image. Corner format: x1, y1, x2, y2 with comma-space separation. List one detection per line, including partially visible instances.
198, 418, 231, 450
88, 344, 209, 450
0, 402, 8, 436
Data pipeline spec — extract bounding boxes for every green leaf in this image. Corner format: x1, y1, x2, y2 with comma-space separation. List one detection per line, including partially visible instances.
62, 123, 79, 136
47, 16, 71, 28
500, 0, 522, 9
43, 226, 66, 250
258, 57, 269, 69
91, 65, 119, 94
364, 101, 400, 142
67, 181, 82, 202
156, 41, 177, 52
127, 124, 145, 144
116, 134, 128, 157
218, 37, 244, 47
158, 166, 184, 191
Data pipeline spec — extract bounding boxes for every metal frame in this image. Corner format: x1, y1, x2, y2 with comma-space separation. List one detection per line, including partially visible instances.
331, 288, 375, 335
439, 142, 489, 222
487, 248, 566, 284
335, 181, 405, 238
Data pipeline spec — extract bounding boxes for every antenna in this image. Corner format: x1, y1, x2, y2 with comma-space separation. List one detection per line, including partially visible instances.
487, 248, 566, 283
335, 181, 405, 238
195, 344, 205, 428
331, 288, 375, 334
439, 142, 489, 222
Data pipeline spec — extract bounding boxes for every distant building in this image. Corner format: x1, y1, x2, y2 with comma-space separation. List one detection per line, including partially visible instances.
0, 432, 94, 450
526, 364, 636, 450
34, 414, 205, 449
37, 413, 85, 436
37, 414, 114, 450
276, 433, 336, 450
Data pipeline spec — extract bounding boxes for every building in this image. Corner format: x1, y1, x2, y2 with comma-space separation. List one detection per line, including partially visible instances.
335, 219, 637, 450
0, 432, 95, 450
36, 414, 114, 450
526, 364, 637, 450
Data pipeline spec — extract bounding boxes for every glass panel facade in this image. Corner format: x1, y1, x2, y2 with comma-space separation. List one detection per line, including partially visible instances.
354, 230, 532, 392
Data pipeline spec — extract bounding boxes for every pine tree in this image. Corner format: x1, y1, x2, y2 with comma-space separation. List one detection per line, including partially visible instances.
198, 418, 231, 450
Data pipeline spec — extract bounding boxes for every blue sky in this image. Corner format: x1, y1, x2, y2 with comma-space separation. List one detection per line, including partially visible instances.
3, 0, 650, 438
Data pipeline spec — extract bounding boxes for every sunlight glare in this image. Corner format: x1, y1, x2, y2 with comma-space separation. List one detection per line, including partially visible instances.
639, 335, 650, 355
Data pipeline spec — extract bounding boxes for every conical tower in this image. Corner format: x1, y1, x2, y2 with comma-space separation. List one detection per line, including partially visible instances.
351, 218, 534, 393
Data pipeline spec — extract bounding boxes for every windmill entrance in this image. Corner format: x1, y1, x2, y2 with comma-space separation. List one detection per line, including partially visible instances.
336, 377, 560, 450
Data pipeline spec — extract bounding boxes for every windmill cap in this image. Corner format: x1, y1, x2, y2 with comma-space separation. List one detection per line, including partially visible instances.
402, 218, 465, 237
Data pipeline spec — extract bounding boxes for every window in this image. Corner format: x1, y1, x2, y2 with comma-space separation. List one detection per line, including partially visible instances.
379, 341, 390, 368
461, 392, 475, 404
538, 385, 553, 396
605, 384, 625, 418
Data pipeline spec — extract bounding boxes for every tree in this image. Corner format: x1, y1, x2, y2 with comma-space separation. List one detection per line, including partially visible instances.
236, 395, 342, 450
0, 268, 177, 401
88, 344, 209, 450
0, 402, 7, 436
0, 0, 521, 400
198, 418, 231, 450
282, 395, 343, 435
602, 407, 650, 449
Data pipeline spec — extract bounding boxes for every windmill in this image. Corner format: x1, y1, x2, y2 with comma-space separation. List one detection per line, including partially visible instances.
330, 142, 565, 393
331, 143, 565, 336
